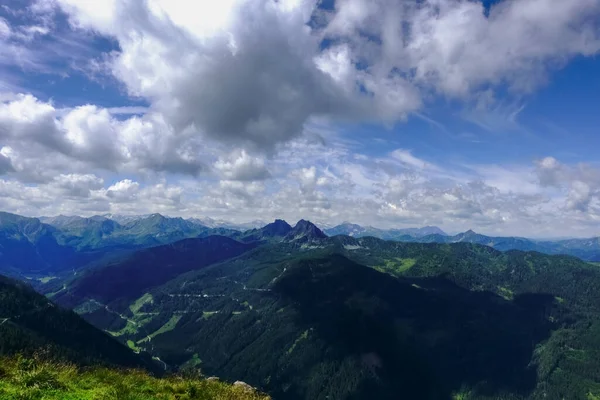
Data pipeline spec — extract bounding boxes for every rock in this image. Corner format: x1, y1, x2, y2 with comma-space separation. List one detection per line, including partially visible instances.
233, 381, 255, 392
206, 376, 219, 381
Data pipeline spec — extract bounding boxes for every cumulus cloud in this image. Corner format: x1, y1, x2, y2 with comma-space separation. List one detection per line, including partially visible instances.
0, 1, 600, 237
33, 0, 599, 151
51, 173, 104, 198
535, 156, 564, 187
214, 150, 271, 181
106, 179, 140, 202
567, 181, 592, 212
325, 0, 600, 96
0, 94, 207, 176
49, 0, 356, 150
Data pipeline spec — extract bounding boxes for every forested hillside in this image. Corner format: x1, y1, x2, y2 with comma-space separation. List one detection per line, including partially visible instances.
55, 230, 600, 400
0, 275, 146, 368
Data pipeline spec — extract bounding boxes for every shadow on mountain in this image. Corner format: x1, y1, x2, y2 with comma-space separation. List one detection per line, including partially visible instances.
62, 236, 256, 306
274, 254, 556, 400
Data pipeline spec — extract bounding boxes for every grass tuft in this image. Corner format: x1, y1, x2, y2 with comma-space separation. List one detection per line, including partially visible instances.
0, 355, 270, 400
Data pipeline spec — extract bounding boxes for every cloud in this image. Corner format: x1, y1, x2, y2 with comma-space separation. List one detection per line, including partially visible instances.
214, 150, 271, 181
567, 181, 592, 212
49, 0, 357, 151
535, 156, 564, 187
1, 1, 600, 237
0, 151, 13, 174
532, 157, 600, 212
0, 17, 10, 39
51, 173, 104, 198
106, 179, 140, 202
39, 0, 599, 151
390, 149, 437, 171
0, 94, 207, 176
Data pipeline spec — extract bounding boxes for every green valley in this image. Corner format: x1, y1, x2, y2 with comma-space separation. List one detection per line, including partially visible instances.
50, 223, 600, 400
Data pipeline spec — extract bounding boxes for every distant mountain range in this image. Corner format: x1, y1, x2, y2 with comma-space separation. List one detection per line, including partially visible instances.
325, 223, 600, 262
325, 222, 447, 239
400, 229, 600, 262
1, 211, 599, 283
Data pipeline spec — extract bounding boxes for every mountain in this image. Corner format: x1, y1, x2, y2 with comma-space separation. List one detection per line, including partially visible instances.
284, 219, 328, 243
57, 236, 257, 307
409, 229, 600, 261
42, 215, 122, 249
0, 273, 270, 399
41, 213, 223, 251
237, 219, 292, 242
59, 232, 600, 399
99, 213, 152, 225
325, 223, 446, 239
0, 274, 146, 368
0, 212, 88, 277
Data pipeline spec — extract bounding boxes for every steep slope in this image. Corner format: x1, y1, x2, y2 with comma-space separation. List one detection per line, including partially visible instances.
42, 215, 123, 250
41, 213, 229, 251
0, 212, 84, 277
110, 214, 212, 248
237, 219, 292, 242
283, 220, 327, 243
58, 236, 257, 306
0, 275, 144, 368
82, 250, 558, 399
68, 237, 600, 399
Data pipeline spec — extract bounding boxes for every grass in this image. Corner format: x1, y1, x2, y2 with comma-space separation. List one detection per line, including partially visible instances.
0, 355, 270, 400
201, 312, 219, 320
286, 329, 310, 355
137, 315, 182, 344
126, 340, 141, 353
373, 258, 417, 276
107, 319, 142, 338
497, 286, 514, 301
181, 354, 203, 370
130, 293, 154, 314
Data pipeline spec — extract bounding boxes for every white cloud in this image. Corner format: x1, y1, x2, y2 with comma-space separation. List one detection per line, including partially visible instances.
0, 94, 207, 176
106, 179, 140, 202
214, 150, 270, 181
390, 149, 436, 171
0, 17, 10, 39
567, 181, 592, 212
0, 1, 599, 237
41, 0, 600, 151
51, 173, 104, 198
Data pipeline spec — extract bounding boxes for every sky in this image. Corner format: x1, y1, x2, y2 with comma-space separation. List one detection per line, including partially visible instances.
0, 0, 599, 238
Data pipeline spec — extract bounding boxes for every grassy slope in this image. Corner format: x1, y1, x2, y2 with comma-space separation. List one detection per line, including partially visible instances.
0, 355, 270, 400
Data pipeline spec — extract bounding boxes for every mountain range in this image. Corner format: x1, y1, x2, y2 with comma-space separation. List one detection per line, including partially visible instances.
3, 211, 600, 282
324, 222, 447, 239
41, 221, 600, 399
3, 212, 600, 398
326, 223, 600, 261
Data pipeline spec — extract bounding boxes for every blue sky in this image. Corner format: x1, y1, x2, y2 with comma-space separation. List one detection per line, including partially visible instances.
0, 0, 599, 237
